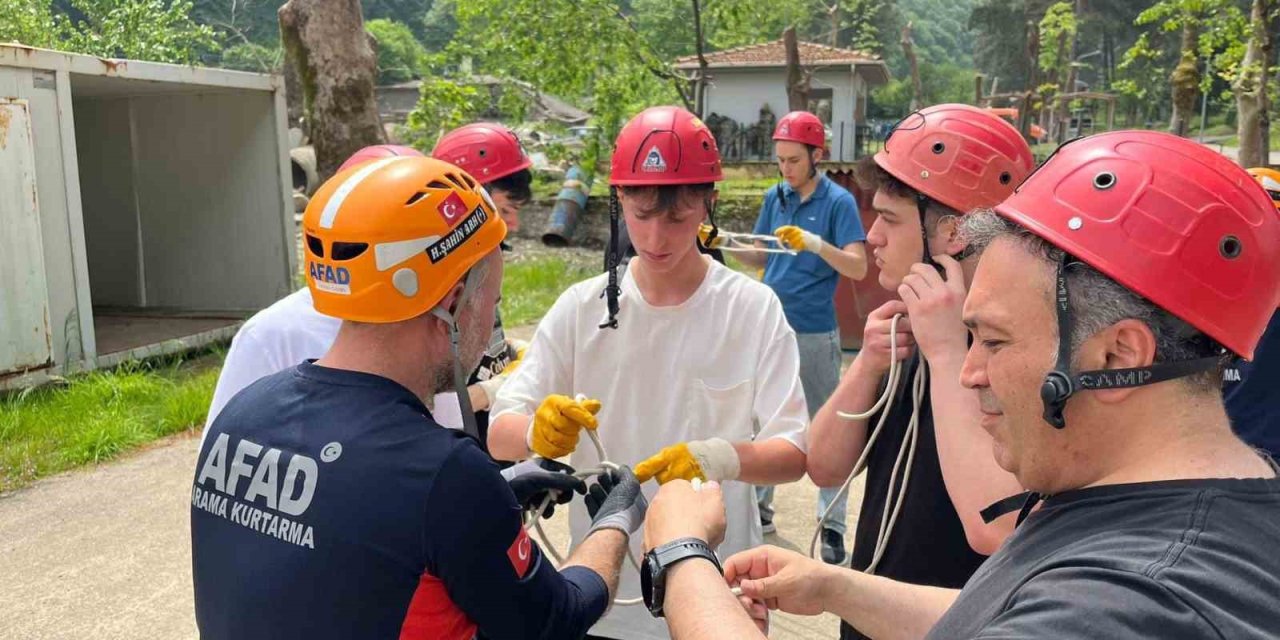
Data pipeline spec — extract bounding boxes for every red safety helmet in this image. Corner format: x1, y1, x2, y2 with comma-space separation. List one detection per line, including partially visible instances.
610, 106, 722, 186
995, 130, 1280, 359
875, 104, 1034, 214
337, 145, 423, 173
432, 122, 532, 184
773, 111, 827, 149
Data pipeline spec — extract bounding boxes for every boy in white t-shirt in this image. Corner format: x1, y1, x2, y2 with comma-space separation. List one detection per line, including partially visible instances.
489, 106, 809, 640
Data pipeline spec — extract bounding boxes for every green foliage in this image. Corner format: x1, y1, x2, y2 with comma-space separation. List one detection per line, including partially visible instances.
500, 253, 598, 327
220, 41, 279, 72
421, 0, 457, 51
58, 0, 220, 63
886, 0, 977, 73
0, 0, 62, 49
2, 0, 218, 63
403, 76, 487, 150
366, 18, 428, 84
871, 62, 974, 117
0, 356, 219, 493
1037, 2, 1077, 75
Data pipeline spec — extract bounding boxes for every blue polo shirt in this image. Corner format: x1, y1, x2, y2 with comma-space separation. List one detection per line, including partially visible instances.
1224, 311, 1280, 459
753, 175, 865, 334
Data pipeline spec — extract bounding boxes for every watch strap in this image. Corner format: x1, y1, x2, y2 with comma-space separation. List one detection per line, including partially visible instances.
642, 537, 721, 618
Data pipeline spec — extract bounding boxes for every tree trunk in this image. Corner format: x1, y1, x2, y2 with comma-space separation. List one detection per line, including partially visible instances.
279, 0, 386, 181
901, 21, 922, 111
1236, 0, 1269, 168
784, 26, 809, 112
691, 0, 710, 117
828, 2, 841, 46
1169, 20, 1200, 137
1018, 20, 1040, 141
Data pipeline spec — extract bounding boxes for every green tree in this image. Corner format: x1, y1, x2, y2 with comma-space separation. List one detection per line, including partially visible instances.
870, 61, 973, 117
4, 0, 218, 63
366, 18, 428, 84
220, 41, 280, 72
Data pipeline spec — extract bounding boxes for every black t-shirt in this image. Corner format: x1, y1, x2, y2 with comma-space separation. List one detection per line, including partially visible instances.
928, 475, 1280, 639
841, 355, 988, 640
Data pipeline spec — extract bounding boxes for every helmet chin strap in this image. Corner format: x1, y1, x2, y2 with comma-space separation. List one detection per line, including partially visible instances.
1038, 253, 1221, 429
429, 267, 487, 442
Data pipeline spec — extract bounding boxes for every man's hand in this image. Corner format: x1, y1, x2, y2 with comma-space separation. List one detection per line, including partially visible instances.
528, 394, 602, 459
724, 545, 834, 617
698, 223, 726, 249
774, 225, 826, 255
634, 438, 740, 484
897, 256, 968, 362
585, 466, 648, 536
501, 459, 587, 519
643, 479, 727, 551
859, 300, 915, 375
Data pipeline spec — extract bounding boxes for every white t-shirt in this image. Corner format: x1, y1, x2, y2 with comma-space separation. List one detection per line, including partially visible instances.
201, 288, 463, 448
493, 259, 808, 640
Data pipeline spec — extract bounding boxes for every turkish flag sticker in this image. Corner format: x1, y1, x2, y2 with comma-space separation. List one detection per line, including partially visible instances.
437, 191, 467, 224
506, 527, 534, 579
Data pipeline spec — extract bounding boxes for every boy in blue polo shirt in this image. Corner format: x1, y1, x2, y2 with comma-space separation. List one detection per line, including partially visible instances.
736, 110, 867, 564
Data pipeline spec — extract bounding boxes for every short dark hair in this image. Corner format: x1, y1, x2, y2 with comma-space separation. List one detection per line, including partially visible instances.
488, 168, 532, 204
617, 183, 715, 219
853, 157, 958, 233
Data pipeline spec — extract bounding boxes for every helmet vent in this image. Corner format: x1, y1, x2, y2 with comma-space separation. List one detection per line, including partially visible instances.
1220, 235, 1243, 260
1092, 171, 1117, 190
427, 180, 453, 190
931, 142, 946, 154
405, 191, 429, 206
306, 234, 325, 258
999, 171, 1012, 185
332, 242, 368, 261
459, 173, 477, 190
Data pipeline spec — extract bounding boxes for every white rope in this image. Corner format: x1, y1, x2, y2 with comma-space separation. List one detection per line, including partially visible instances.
712, 229, 798, 255
809, 314, 928, 574
523, 400, 645, 607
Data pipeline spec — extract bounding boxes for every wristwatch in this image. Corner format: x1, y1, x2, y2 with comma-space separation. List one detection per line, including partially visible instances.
641, 537, 722, 618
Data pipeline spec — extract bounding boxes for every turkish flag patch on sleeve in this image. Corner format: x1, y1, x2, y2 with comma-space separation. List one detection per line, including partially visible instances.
506, 527, 534, 579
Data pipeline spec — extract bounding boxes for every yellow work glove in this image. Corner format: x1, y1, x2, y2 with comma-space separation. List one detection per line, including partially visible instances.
528, 394, 603, 459
774, 225, 826, 255
698, 223, 726, 249
635, 438, 740, 484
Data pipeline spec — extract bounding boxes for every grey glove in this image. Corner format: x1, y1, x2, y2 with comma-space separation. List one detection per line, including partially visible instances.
501, 458, 587, 519
584, 465, 648, 536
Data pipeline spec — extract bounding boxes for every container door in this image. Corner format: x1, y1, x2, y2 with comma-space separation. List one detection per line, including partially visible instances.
0, 98, 53, 375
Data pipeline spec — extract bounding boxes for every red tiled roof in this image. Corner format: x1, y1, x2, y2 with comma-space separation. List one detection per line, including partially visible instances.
674, 39, 881, 69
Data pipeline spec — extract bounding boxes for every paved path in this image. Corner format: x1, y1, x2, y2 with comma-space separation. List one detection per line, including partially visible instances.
0, 425, 866, 639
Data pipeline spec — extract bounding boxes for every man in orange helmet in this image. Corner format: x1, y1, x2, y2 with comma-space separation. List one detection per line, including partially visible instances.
642, 130, 1280, 639
488, 106, 810, 640
191, 156, 645, 639
204, 127, 534, 445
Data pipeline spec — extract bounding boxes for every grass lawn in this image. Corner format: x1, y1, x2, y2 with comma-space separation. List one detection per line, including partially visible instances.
0, 250, 628, 494
0, 353, 221, 493
500, 249, 600, 326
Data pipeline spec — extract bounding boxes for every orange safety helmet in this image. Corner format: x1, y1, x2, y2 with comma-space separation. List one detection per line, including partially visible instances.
337, 144, 424, 173
432, 123, 532, 184
1247, 167, 1280, 210
302, 156, 507, 324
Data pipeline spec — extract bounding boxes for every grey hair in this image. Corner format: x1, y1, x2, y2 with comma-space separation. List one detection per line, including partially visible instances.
961, 209, 1223, 392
